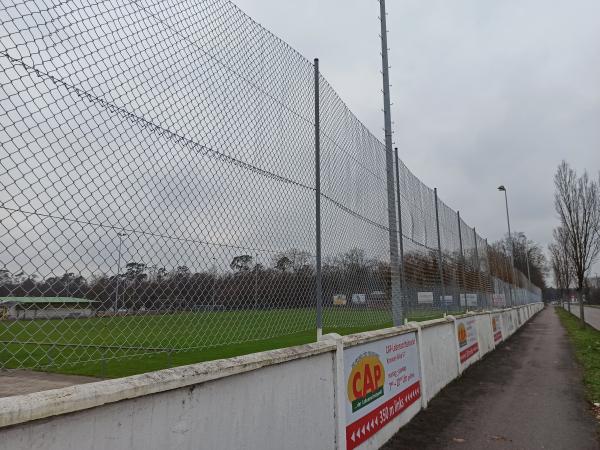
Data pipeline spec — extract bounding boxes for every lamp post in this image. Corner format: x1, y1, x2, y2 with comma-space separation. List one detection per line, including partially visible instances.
497, 186, 517, 305
211, 257, 217, 311
114, 232, 127, 314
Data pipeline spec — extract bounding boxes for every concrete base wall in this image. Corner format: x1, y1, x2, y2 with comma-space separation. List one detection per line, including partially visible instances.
477, 313, 495, 356
0, 352, 336, 450
0, 303, 544, 450
420, 321, 459, 403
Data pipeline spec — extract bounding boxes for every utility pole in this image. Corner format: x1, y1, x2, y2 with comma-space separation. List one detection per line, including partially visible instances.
114, 232, 127, 314
211, 257, 217, 311
379, 0, 402, 325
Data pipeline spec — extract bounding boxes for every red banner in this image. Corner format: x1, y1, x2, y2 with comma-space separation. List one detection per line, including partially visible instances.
459, 343, 479, 363
494, 331, 502, 343
346, 381, 421, 450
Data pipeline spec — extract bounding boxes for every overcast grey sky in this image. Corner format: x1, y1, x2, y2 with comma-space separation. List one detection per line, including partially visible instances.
234, 0, 600, 276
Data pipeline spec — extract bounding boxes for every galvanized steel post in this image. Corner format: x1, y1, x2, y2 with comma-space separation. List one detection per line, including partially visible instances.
434, 188, 446, 311
394, 148, 407, 317
473, 227, 483, 308
314, 58, 323, 340
457, 211, 465, 310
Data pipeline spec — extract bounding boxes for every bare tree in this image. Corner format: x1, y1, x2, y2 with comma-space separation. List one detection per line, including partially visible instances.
548, 227, 574, 309
554, 161, 600, 327
494, 232, 547, 288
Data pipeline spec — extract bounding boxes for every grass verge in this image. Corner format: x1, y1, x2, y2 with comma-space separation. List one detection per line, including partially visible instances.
556, 307, 600, 404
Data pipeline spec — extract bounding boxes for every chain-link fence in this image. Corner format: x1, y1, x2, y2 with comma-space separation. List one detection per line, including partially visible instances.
0, 0, 541, 377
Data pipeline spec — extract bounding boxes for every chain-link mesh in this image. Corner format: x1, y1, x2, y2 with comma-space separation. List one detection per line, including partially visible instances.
318, 74, 394, 331
0, 0, 541, 376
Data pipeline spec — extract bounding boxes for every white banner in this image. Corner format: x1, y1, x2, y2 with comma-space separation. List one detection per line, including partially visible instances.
466, 293, 478, 307
460, 294, 478, 307
417, 292, 433, 304
351, 294, 366, 305
441, 295, 453, 305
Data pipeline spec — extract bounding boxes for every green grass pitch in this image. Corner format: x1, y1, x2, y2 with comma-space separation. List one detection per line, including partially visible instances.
0, 308, 450, 378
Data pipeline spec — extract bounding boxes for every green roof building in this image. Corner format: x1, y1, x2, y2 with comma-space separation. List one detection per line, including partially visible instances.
0, 297, 96, 320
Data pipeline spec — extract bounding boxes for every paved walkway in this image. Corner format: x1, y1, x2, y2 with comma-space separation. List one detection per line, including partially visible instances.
565, 305, 600, 330
383, 307, 599, 450
0, 370, 99, 397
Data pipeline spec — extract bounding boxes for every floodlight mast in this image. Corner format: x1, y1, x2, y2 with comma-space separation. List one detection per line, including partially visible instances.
379, 0, 402, 325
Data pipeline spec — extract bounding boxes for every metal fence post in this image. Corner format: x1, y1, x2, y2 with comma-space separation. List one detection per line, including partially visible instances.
485, 238, 497, 308
314, 58, 323, 340
434, 188, 446, 311
457, 211, 465, 311
505, 247, 515, 307
379, 0, 403, 326
473, 227, 483, 308
394, 148, 408, 319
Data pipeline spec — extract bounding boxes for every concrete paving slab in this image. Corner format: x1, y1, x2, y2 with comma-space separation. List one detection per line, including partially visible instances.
0, 369, 99, 398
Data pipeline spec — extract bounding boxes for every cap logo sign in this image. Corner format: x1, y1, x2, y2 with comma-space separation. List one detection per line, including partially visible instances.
347, 352, 385, 412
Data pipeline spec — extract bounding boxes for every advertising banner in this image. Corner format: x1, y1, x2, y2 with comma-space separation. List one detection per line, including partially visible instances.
344, 333, 421, 450
441, 295, 453, 305
460, 294, 478, 307
333, 294, 347, 306
417, 292, 433, 304
492, 293, 506, 307
456, 317, 479, 365
491, 314, 503, 344
351, 294, 367, 305
466, 294, 478, 307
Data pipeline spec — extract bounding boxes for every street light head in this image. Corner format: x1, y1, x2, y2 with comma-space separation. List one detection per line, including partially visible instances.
498, 185, 506, 192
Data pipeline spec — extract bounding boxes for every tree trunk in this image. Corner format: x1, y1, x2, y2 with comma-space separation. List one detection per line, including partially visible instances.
578, 286, 585, 329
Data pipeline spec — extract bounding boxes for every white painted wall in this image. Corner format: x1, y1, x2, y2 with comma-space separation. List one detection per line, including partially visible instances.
419, 320, 459, 402
476, 313, 494, 356
0, 352, 336, 450
0, 304, 544, 450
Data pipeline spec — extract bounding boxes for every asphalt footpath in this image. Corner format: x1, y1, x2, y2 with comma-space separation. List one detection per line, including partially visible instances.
382, 306, 599, 450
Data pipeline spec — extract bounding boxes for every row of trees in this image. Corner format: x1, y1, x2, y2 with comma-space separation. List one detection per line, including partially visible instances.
1, 239, 539, 313
490, 233, 547, 289
549, 161, 600, 327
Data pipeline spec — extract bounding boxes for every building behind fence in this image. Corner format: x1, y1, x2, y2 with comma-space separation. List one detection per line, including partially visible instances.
0, 0, 541, 374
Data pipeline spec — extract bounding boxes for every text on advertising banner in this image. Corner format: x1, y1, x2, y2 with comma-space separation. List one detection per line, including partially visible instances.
344, 332, 421, 450
492, 293, 506, 307
456, 317, 479, 365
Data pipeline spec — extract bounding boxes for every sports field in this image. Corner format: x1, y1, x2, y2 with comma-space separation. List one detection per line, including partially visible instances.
0, 308, 453, 378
